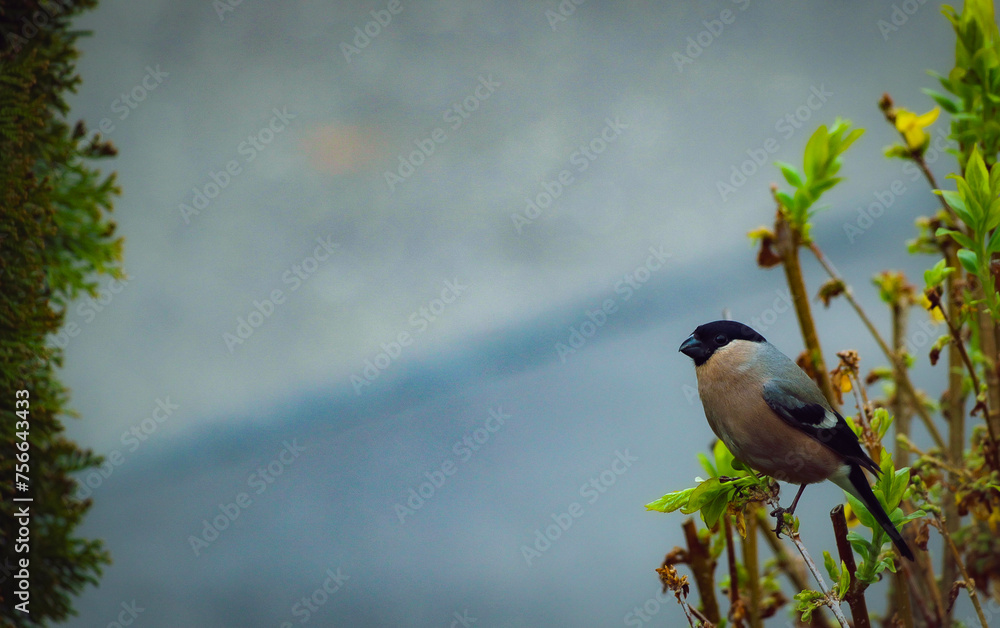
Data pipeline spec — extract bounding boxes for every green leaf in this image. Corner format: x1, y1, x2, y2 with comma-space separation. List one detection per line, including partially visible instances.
645, 487, 696, 512
776, 161, 803, 188
896, 509, 927, 526
990, 155, 1000, 191
844, 492, 876, 529
823, 550, 839, 582
686, 477, 723, 512
884, 144, 912, 159
775, 190, 796, 211
888, 467, 911, 510
713, 439, 738, 477
810, 177, 843, 197
954, 177, 982, 225
793, 590, 827, 622
839, 127, 865, 154
986, 198, 1000, 232
838, 560, 850, 598
957, 248, 980, 274
845, 531, 872, 556
935, 227, 977, 250
938, 189, 974, 225
701, 492, 730, 528
803, 125, 829, 179
698, 452, 717, 479
924, 258, 956, 288
966, 146, 990, 203
923, 88, 960, 113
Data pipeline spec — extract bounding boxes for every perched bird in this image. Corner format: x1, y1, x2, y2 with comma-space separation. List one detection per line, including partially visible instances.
679, 319, 914, 561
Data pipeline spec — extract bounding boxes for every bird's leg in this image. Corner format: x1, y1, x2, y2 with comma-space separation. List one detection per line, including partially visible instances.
770, 483, 808, 538
786, 483, 807, 514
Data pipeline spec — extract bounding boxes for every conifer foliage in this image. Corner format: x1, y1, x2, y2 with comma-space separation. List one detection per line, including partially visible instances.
2, 1, 120, 624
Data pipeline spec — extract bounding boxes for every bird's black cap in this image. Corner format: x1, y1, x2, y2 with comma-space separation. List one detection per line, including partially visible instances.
679, 320, 765, 366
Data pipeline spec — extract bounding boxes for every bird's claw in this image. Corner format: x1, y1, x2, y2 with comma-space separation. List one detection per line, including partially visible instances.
770, 506, 791, 538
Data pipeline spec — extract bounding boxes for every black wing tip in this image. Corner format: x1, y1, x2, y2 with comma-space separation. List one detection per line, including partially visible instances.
897, 539, 915, 561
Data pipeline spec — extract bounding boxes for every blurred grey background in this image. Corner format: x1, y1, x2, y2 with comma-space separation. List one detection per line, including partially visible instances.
58, 0, 960, 625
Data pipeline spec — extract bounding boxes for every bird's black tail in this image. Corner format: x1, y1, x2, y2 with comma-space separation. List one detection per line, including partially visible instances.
840, 464, 914, 561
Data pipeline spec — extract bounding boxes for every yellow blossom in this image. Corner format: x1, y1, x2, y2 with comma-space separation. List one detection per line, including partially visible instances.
843, 502, 861, 527
895, 107, 940, 152
917, 292, 945, 323
837, 370, 853, 394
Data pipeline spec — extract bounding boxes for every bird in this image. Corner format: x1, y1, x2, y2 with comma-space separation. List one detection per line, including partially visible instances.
678, 319, 914, 561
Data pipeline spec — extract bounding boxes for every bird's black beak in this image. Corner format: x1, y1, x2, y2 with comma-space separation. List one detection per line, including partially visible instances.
679, 334, 707, 363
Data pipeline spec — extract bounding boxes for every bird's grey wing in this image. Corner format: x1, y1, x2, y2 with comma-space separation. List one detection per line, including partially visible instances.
761, 378, 879, 474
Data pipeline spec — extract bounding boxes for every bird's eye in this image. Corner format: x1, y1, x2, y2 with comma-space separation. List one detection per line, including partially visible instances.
714, 334, 728, 346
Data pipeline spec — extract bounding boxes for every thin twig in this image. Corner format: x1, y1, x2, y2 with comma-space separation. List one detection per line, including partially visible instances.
931, 514, 989, 628
808, 241, 949, 453
724, 517, 745, 628
942, 246, 967, 621
773, 206, 837, 404
830, 505, 870, 628
683, 519, 721, 623
933, 298, 986, 414
788, 531, 850, 628
677, 597, 699, 628
754, 510, 833, 628
741, 509, 763, 628
688, 604, 716, 627
898, 436, 970, 478
889, 299, 917, 628
878, 92, 956, 223
892, 298, 914, 467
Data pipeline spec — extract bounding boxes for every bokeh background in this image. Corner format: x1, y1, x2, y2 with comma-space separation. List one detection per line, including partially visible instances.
57, 1, 964, 625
